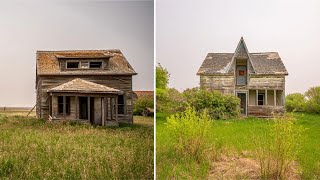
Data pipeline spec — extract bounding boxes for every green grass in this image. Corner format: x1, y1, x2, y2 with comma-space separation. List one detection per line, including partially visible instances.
156, 112, 320, 179
0, 113, 154, 179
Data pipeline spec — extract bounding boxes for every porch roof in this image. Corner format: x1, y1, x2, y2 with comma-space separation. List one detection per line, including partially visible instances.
47, 78, 122, 94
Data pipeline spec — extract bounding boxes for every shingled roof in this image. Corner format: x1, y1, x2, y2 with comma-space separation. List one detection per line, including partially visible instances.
36, 50, 137, 75
48, 78, 121, 94
197, 38, 288, 76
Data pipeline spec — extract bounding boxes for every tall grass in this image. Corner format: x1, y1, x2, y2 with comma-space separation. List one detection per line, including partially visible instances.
0, 113, 154, 179
251, 115, 304, 179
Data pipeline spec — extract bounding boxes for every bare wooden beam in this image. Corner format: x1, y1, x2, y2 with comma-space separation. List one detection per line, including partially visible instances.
265, 89, 268, 106
116, 96, 118, 123
102, 97, 105, 126
75, 96, 79, 120
51, 95, 54, 117
256, 90, 258, 105
88, 96, 90, 121
63, 96, 66, 118
274, 90, 277, 106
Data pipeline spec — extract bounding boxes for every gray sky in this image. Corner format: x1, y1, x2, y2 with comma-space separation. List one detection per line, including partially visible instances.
0, 0, 153, 107
157, 0, 320, 95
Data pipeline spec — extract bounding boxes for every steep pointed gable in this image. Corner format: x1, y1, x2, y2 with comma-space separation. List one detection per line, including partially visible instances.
227, 37, 256, 74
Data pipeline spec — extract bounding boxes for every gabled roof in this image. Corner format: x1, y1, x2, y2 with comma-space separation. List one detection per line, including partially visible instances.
36, 50, 137, 75
197, 38, 288, 76
48, 78, 121, 93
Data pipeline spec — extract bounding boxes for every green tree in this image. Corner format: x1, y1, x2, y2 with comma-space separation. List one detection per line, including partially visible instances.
156, 63, 170, 89
305, 87, 320, 113
285, 93, 306, 112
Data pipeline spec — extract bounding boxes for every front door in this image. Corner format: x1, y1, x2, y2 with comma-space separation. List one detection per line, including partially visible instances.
237, 92, 247, 116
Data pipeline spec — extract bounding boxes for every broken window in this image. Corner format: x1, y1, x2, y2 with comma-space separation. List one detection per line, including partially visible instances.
118, 95, 125, 114
89, 62, 102, 69
258, 94, 264, 105
58, 96, 63, 114
80, 62, 89, 69
66, 62, 79, 69
57, 96, 70, 115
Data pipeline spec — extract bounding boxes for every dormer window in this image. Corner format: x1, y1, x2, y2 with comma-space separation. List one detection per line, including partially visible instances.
66, 62, 79, 69
89, 62, 102, 69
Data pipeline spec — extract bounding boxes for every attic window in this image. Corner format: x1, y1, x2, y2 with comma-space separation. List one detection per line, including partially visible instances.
67, 62, 79, 69
89, 62, 102, 69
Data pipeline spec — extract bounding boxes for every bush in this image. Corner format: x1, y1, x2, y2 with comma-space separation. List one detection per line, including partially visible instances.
156, 88, 185, 114
166, 107, 212, 160
252, 115, 304, 179
305, 87, 320, 114
285, 93, 306, 112
183, 88, 240, 119
133, 96, 154, 116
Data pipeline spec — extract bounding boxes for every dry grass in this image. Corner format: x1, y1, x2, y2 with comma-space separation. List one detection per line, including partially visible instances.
208, 153, 300, 180
0, 111, 153, 179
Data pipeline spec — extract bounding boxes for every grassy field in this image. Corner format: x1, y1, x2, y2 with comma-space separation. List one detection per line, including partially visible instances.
0, 111, 154, 179
156, 112, 320, 179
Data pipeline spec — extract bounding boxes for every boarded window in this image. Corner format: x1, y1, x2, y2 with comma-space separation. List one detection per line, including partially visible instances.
118, 95, 125, 114
239, 70, 245, 76
89, 62, 102, 69
57, 96, 70, 114
258, 94, 264, 105
66, 62, 79, 69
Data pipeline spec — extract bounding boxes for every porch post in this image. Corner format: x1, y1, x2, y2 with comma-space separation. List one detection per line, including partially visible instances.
63, 96, 66, 118
256, 90, 258, 105
115, 95, 118, 122
88, 96, 90, 121
51, 94, 54, 117
265, 89, 268, 105
274, 90, 277, 106
106, 97, 109, 121
102, 97, 105, 126
75, 96, 79, 120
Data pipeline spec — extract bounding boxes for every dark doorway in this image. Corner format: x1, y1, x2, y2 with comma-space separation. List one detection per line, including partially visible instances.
237, 93, 247, 115
79, 97, 88, 119
90, 97, 94, 124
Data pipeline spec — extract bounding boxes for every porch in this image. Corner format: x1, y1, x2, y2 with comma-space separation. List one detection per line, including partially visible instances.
236, 89, 285, 117
47, 78, 124, 126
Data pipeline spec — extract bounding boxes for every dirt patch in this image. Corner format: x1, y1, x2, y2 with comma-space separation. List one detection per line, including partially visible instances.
208, 154, 301, 179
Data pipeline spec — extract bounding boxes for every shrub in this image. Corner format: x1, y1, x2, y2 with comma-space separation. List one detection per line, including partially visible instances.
252, 115, 304, 179
285, 93, 306, 112
166, 107, 212, 160
183, 88, 240, 119
305, 87, 320, 114
133, 96, 154, 116
156, 88, 185, 114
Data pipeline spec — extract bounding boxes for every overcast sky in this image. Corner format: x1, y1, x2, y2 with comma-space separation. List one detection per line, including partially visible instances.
0, 0, 153, 107
157, 0, 320, 95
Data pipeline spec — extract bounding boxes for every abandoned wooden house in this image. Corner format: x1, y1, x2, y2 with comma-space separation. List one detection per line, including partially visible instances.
197, 37, 288, 117
36, 50, 137, 126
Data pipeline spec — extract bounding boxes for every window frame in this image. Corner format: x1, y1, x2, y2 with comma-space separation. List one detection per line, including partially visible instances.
258, 93, 265, 106
57, 96, 71, 115
89, 61, 103, 69
118, 95, 125, 115
66, 61, 80, 69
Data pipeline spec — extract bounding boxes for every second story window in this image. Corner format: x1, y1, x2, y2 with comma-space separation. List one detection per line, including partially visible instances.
90, 62, 102, 69
66, 62, 79, 69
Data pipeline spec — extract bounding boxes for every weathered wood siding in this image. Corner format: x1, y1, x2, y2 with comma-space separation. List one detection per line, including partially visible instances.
248, 76, 285, 90
248, 105, 284, 117
36, 75, 133, 123
200, 75, 235, 94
